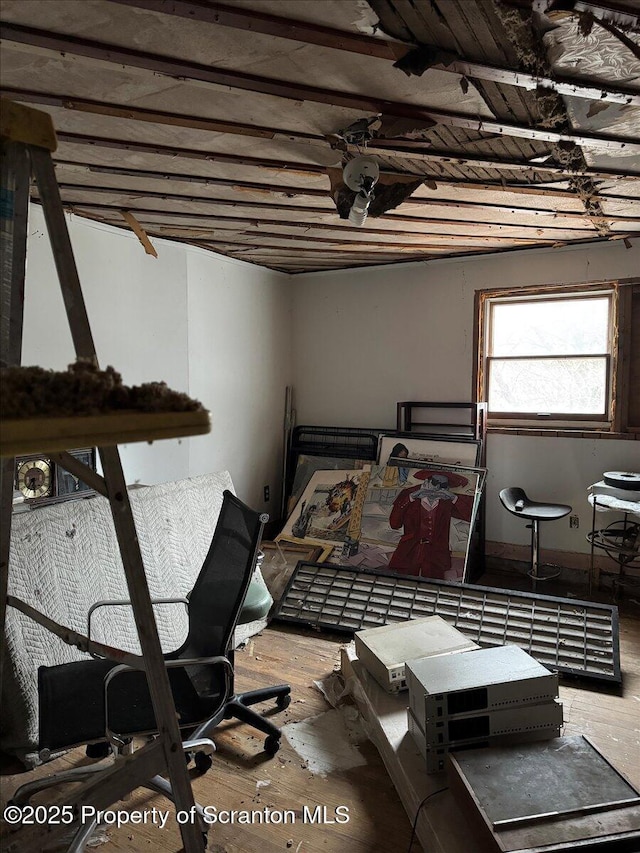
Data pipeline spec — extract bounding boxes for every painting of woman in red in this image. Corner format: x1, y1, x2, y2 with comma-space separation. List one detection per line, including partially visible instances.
388, 470, 473, 579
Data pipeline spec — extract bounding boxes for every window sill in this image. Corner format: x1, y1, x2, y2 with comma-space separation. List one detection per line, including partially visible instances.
488, 426, 639, 440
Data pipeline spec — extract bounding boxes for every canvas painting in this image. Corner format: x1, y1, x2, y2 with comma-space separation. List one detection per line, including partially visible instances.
278, 468, 370, 547
377, 435, 481, 468
287, 454, 370, 515
326, 464, 483, 583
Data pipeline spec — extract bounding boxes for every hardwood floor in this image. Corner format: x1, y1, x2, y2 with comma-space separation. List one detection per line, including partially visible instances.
1, 589, 639, 853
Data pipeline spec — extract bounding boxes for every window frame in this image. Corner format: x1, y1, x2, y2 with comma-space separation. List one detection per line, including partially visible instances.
475, 281, 621, 431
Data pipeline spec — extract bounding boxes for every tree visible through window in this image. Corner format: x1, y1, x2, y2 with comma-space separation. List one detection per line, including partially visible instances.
483, 292, 613, 421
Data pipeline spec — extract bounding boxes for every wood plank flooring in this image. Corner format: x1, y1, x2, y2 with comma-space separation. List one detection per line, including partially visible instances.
1, 588, 639, 853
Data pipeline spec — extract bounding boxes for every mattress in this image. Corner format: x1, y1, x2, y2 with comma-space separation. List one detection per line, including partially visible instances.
1, 470, 258, 766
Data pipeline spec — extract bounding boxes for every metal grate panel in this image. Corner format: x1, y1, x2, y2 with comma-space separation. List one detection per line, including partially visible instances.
274, 563, 621, 684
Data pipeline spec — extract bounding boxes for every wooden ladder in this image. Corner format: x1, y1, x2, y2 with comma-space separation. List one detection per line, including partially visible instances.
0, 101, 208, 853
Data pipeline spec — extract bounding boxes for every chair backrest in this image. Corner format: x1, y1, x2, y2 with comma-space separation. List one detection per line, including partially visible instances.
178, 490, 268, 662
499, 486, 527, 515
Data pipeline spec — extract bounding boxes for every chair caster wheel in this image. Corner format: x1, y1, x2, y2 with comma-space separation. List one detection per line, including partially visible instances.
264, 735, 281, 756
194, 752, 213, 774
86, 741, 111, 759
276, 694, 291, 711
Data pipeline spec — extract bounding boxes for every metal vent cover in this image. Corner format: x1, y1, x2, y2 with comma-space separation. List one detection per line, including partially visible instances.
274, 563, 620, 684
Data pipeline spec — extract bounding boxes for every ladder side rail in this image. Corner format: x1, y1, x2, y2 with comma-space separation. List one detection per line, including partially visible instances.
98, 445, 205, 852
49, 451, 108, 496
32, 147, 204, 852
29, 147, 97, 361
0, 140, 31, 701
0, 141, 203, 852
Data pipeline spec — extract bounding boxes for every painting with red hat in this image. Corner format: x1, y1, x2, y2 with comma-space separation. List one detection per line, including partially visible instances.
331, 462, 485, 582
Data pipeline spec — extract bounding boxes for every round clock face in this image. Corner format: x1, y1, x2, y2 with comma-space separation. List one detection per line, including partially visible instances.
17, 459, 53, 499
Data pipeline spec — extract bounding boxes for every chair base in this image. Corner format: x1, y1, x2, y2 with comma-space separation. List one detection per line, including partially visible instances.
224, 683, 291, 754
527, 563, 562, 583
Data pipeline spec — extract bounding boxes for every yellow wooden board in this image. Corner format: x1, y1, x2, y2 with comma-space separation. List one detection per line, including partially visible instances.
0, 99, 57, 151
0, 410, 210, 456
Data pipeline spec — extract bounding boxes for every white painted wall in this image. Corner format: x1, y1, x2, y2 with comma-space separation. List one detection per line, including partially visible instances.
186, 249, 291, 509
22, 205, 638, 551
22, 206, 291, 510
291, 239, 640, 554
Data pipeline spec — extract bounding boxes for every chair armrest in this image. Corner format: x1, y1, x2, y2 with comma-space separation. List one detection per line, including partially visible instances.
102, 656, 233, 747
87, 598, 189, 649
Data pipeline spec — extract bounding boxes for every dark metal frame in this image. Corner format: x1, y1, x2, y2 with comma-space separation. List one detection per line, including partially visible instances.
274, 562, 621, 685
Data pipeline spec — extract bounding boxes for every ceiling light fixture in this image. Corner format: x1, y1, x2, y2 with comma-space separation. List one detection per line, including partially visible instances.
343, 156, 380, 227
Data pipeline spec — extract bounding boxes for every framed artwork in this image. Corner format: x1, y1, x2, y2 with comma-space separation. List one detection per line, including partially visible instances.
325, 464, 483, 583
377, 434, 481, 468
288, 454, 370, 514
278, 468, 370, 547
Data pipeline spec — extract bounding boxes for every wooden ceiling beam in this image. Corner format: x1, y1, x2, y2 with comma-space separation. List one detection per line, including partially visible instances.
51, 182, 640, 222
0, 86, 325, 146
0, 22, 447, 120
53, 158, 640, 208
140, 221, 591, 243
108, 0, 409, 60
7, 87, 636, 180
352, 142, 640, 179
82, 217, 549, 247
2, 23, 637, 153
55, 131, 332, 174
55, 198, 640, 235
54, 162, 330, 198
428, 56, 639, 108
66, 200, 599, 236
188, 234, 534, 251
108, 0, 640, 105
142, 222, 603, 242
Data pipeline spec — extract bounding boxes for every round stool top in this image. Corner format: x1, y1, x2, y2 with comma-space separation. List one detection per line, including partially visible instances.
499, 487, 572, 521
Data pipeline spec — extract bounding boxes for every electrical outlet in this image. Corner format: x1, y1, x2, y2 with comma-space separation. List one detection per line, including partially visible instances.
263, 485, 270, 502
569, 515, 579, 529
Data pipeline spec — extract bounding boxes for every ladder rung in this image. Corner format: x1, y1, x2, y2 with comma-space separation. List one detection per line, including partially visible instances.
1, 409, 211, 457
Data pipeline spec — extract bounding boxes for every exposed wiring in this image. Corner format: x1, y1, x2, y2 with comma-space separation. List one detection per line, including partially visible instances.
406, 786, 449, 853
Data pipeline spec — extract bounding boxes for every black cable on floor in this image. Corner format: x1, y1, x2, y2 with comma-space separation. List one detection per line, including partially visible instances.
406, 786, 449, 853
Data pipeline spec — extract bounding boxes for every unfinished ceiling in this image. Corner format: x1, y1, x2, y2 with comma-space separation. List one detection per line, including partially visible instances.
1, 0, 639, 273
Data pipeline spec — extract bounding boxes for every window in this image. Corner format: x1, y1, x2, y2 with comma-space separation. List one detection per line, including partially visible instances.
476, 284, 621, 429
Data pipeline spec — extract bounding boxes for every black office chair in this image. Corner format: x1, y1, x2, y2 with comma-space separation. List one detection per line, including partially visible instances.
11, 490, 291, 845
499, 487, 572, 589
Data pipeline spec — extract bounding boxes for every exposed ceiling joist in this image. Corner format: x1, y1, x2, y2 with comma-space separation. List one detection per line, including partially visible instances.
48, 183, 640, 225
2, 23, 638, 153
0, 87, 325, 146
5, 86, 637, 181
108, 0, 409, 60
55, 131, 332, 174
1, 0, 637, 272
126, 216, 597, 239
109, 0, 640, 105
342, 143, 640, 181
0, 22, 445, 120
54, 158, 639, 208
65, 200, 604, 236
